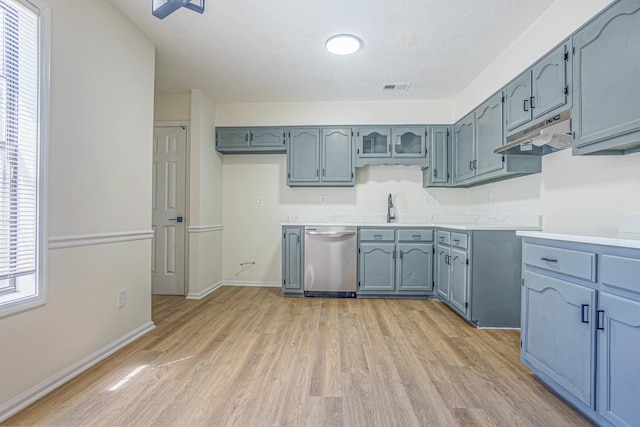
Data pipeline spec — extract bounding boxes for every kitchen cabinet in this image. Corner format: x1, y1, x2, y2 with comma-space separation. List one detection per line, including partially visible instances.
505, 42, 571, 134
282, 226, 304, 295
358, 227, 434, 296
356, 126, 428, 167
216, 127, 287, 154
453, 91, 541, 187
519, 236, 640, 426
423, 126, 452, 187
436, 229, 522, 327
572, 0, 640, 155
287, 127, 355, 186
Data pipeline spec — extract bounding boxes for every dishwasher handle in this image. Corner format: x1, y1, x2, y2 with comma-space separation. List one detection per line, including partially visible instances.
306, 230, 356, 237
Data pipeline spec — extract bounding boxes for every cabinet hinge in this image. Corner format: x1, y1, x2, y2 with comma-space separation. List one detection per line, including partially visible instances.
572, 131, 575, 139
432, 281, 435, 289
288, 172, 291, 179
465, 302, 468, 308
502, 155, 505, 163
351, 131, 354, 137
432, 247, 435, 254
351, 172, 354, 179
466, 259, 469, 265
520, 340, 523, 348
358, 248, 361, 254
564, 51, 569, 61
358, 281, 360, 289
564, 85, 569, 96
572, 46, 575, 55
447, 173, 450, 180
283, 232, 286, 239
357, 148, 360, 154
501, 95, 505, 103
288, 131, 291, 138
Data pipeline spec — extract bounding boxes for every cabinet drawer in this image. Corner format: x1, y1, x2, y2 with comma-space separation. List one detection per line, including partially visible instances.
397, 229, 433, 242
523, 243, 596, 282
359, 229, 395, 242
437, 231, 450, 245
601, 254, 640, 295
450, 232, 468, 249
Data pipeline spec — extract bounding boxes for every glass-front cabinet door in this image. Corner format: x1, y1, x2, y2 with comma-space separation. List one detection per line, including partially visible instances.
392, 127, 427, 157
357, 127, 391, 158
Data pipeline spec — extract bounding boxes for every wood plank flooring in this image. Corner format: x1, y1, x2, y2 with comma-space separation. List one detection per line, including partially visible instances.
3, 286, 593, 426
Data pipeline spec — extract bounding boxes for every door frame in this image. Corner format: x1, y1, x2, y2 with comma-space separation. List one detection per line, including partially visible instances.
153, 121, 191, 296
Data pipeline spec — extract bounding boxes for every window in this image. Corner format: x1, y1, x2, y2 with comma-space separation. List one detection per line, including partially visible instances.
0, 0, 48, 317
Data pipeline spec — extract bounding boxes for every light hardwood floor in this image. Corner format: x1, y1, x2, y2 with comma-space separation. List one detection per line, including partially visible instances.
4, 286, 592, 426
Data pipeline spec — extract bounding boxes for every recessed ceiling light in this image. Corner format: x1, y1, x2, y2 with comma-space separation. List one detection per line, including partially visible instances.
325, 34, 362, 55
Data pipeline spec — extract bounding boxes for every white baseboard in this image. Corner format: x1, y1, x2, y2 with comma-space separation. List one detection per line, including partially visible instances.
222, 280, 281, 288
0, 321, 155, 423
185, 281, 223, 299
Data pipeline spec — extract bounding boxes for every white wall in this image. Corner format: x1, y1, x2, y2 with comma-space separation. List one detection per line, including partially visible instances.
0, 0, 155, 419
188, 90, 223, 295
457, 0, 640, 233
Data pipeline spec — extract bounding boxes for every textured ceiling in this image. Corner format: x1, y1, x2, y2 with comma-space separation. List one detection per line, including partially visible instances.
108, 0, 556, 103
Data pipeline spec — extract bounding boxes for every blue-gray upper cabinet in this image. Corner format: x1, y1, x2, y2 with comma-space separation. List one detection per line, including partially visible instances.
453, 112, 475, 183
455, 91, 540, 187
505, 42, 571, 134
216, 127, 287, 154
572, 0, 640, 155
423, 126, 452, 187
356, 126, 428, 167
287, 127, 354, 187
282, 226, 304, 295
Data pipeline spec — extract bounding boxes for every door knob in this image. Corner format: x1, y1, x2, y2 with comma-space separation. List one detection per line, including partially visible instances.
169, 216, 183, 223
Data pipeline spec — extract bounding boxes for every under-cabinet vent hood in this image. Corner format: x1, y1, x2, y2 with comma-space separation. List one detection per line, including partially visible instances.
495, 109, 572, 156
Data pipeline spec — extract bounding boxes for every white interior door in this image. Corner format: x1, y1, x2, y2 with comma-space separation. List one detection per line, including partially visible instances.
152, 126, 187, 295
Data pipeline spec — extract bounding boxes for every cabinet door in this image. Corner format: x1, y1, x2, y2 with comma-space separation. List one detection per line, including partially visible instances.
321, 128, 354, 183
288, 128, 320, 184
282, 228, 303, 293
453, 113, 475, 183
449, 247, 469, 316
521, 271, 595, 409
429, 126, 449, 184
392, 127, 426, 158
397, 243, 433, 293
216, 128, 250, 149
505, 71, 532, 131
359, 243, 395, 292
573, 0, 640, 149
357, 127, 391, 158
436, 245, 450, 300
532, 44, 568, 119
474, 92, 504, 177
597, 292, 640, 427
251, 128, 286, 148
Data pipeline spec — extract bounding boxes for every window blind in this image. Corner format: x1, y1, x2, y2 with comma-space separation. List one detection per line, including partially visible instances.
0, 0, 38, 289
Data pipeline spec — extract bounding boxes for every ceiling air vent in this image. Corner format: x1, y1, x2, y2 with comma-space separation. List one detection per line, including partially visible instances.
383, 83, 411, 91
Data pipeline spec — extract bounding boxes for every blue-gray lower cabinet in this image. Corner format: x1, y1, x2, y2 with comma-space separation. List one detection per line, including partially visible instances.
358, 227, 434, 297
282, 226, 303, 295
436, 229, 522, 328
520, 237, 640, 426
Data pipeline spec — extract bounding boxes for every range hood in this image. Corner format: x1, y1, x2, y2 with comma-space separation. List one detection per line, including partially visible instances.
495, 109, 572, 155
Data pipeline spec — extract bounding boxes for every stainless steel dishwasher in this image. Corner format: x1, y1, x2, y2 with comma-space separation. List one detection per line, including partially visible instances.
304, 226, 357, 297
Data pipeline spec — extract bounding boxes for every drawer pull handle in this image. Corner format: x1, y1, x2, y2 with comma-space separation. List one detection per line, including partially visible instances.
453, 239, 460, 243
581, 304, 589, 324
412, 235, 421, 240
540, 257, 558, 263
596, 310, 605, 331
374, 235, 383, 240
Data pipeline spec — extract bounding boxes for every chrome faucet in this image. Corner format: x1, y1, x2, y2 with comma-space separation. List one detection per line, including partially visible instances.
387, 193, 396, 223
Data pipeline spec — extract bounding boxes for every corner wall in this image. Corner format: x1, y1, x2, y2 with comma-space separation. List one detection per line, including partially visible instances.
0, 0, 155, 419
456, 0, 640, 233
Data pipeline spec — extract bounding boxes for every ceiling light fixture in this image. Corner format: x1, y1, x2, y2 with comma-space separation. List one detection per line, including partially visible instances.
152, 0, 204, 20
325, 34, 362, 55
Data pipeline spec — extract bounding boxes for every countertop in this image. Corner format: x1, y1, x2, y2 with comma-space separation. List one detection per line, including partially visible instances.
517, 231, 640, 250
282, 214, 543, 231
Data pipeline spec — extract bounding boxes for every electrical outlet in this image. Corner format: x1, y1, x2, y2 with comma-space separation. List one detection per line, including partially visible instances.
487, 191, 493, 203
257, 196, 264, 207
321, 195, 327, 205
423, 195, 435, 205
117, 289, 126, 309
